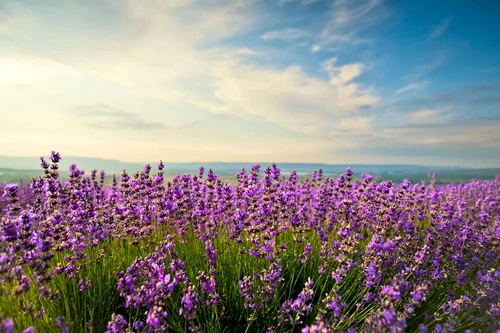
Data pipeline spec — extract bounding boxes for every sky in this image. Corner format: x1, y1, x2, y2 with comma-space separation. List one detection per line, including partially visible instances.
0, 0, 499, 167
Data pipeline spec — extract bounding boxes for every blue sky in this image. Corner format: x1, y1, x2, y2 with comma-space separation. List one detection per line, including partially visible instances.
0, 0, 499, 167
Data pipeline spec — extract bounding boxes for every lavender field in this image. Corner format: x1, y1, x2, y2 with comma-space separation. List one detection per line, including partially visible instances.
0, 152, 498, 333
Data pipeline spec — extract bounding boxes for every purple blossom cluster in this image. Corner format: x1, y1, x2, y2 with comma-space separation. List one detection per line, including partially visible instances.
0, 152, 499, 332
278, 278, 315, 326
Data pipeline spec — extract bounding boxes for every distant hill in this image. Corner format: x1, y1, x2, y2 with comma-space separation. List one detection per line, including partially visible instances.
0, 168, 46, 184
0, 155, 498, 184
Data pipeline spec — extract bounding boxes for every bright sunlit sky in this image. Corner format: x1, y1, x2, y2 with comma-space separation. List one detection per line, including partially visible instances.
0, 0, 499, 167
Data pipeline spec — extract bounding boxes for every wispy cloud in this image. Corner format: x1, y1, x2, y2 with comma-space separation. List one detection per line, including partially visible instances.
383, 124, 500, 149
338, 116, 373, 133
410, 84, 500, 107
404, 56, 445, 81
301, 0, 323, 5
429, 16, 452, 39
311, 0, 385, 52
70, 105, 166, 130
408, 106, 453, 126
279, 0, 296, 5
277, 0, 323, 5
181, 120, 201, 129
395, 81, 430, 95
261, 28, 309, 41
470, 96, 500, 106
481, 67, 500, 73
0, 55, 81, 87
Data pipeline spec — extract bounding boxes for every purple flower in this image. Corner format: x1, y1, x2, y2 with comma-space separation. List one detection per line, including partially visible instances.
380, 285, 401, 301
344, 168, 353, 178
418, 324, 428, 333
106, 314, 128, 333
146, 306, 167, 329
279, 278, 314, 325
362, 173, 374, 182
0, 253, 7, 265
1, 318, 15, 333
78, 278, 92, 292
3, 183, 19, 198
180, 284, 199, 331
56, 316, 65, 327
50, 151, 62, 163
301, 243, 313, 263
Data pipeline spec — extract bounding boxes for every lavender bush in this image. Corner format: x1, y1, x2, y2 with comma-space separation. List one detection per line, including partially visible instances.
0, 152, 498, 332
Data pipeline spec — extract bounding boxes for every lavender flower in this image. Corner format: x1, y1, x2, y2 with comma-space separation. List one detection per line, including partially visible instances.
106, 314, 128, 333
279, 278, 315, 326
1, 152, 499, 333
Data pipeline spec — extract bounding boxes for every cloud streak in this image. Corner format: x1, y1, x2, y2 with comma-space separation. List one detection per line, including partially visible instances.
429, 16, 452, 39
383, 124, 500, 149
408, 106, 453, 126
261, 28, 309, 41
311, 0, 385, 52
404, 56, 445, 81
395, 81, 430, 95
301, 0, 323, 4
410, 84, 500, 107
70, 105, 166, 130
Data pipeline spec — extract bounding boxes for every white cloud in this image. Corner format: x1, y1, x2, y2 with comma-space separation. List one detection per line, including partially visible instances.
383, 124, 500, 148
338, 116, 373, 133
232, 47, 260, 56
480, 67, 500, 73
395, 81, 430, 95
0, 55, 81, 87
301, 0, 323, 4
429, 16, 452, 39
404, 56, 445, 81
408, 106, 453, 126
332, 0, 383, 24
312, 0, 384, 52
261, 28, 309, 41
322, 58, 364, 85
311, 44, 321, 52
209, 60, 378, 136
